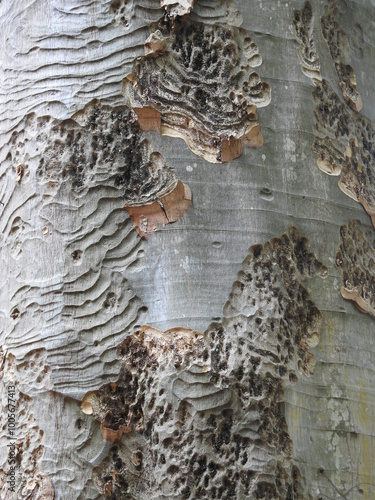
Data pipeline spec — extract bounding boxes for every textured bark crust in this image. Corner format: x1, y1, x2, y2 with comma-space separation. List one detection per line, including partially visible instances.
292, 2, 321, 82
321, 0, 362, 112
312, 82, 375, 227
4, 100, 190, 239
0, 96, 193, 396
123, 14, 270, 163
1, 98, 163, 496
5, 101, 174, 202
84, 227, 327, 500
336, 220, 375, 318
312, 80, 350, 176
0, 352, 54, 499
293, 1, 375, 229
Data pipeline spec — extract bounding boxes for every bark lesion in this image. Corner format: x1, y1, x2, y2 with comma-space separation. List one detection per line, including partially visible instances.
312, 80, 375, 228
4, 100, 191, 238
84, 228, 326, 499
292, 1, 321, 82
0, 352, 54, 500
293, 2, 375, 230
336, 220, 375, 319
123, 7, 270, 163
321, 0, 363, 113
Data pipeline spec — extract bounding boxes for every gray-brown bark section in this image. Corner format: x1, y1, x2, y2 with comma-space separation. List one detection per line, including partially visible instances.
294, 1, 375, 228
86, 227, 326, 500
336, 220, 375, 318
123, 15, 270, 162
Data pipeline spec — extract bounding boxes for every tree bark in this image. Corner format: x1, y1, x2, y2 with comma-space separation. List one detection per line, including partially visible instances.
0, 1, 374, 499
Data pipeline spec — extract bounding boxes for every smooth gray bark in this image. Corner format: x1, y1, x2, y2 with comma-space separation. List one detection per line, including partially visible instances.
0, 1, 374, 499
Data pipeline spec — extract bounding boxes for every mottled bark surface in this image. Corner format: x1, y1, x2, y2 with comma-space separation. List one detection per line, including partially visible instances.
0, 1, 375, 499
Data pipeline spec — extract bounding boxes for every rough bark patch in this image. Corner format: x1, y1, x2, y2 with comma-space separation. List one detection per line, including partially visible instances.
84, 227, 327, 500
293, 3, 375, 228
292, 1, 321, 82
123, 15, 270, 163
336, 220, 375, 319
321, 0, 362, 112
0, 352, 54, 500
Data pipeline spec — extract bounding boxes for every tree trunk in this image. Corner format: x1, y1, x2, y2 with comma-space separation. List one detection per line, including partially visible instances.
0, 0, 374, 499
